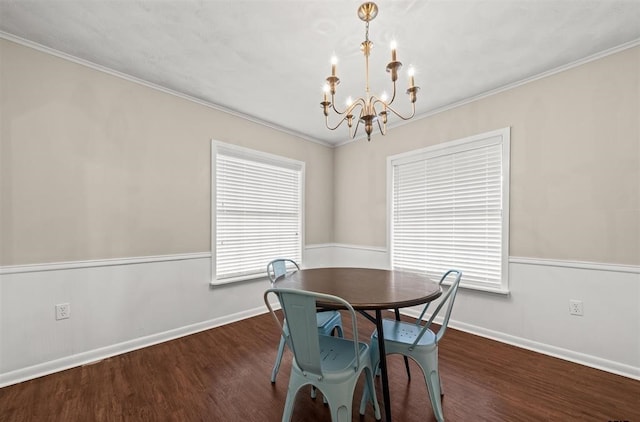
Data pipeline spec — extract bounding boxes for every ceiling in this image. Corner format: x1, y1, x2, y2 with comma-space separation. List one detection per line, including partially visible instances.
1, 1, 639, 146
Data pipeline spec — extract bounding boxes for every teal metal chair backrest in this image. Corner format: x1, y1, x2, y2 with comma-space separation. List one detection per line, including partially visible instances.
267, 258, 300, 282
265, 287, 381, 421
264, 288, 361, 377
411, 269, 462, 348
265, 259, 345, 385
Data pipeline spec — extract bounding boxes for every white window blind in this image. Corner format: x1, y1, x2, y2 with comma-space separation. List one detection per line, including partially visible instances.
390, 128, 510, 293
212, 142, 303, 285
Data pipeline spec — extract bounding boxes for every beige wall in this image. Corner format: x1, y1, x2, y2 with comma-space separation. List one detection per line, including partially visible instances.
0, 39, 334, 266
2, 39, 638, 267
334, 46, 639, 266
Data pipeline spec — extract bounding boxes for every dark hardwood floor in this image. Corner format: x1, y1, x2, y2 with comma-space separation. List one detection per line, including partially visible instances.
1, 311, 638, 422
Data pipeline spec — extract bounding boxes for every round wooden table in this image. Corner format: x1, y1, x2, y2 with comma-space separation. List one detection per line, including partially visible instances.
275, 267, 442, 422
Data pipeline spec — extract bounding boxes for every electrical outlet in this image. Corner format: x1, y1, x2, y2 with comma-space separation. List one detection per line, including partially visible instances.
569, 300, 583, 316
55, 303, 70, 320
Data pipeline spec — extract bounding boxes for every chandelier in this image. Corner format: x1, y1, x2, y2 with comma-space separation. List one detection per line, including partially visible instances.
321, 2, 419, 141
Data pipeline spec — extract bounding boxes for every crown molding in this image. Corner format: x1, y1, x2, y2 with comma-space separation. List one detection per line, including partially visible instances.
2, 32, 638, 150
0, 31, 332, 148
334, 38, 640, 148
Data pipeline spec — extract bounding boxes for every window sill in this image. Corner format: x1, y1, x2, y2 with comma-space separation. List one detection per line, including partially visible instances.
457, 282, 510, 295
210, 273, 266, 287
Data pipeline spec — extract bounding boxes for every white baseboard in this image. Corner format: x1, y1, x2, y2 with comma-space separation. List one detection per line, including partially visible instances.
451, 320, 640, 381
400, 308, 640, 381
0, 305, 267, 388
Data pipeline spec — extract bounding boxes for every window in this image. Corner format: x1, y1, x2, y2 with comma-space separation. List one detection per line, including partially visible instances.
212, 141, 304, 285
389, 128, 510, 293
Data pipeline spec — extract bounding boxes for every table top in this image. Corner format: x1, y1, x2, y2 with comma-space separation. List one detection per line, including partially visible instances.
274, 267, 442, 310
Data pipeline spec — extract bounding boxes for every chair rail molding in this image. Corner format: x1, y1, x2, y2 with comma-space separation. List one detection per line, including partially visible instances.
509, 256, 640, 274
0, 252, 213, 275
1, 244, 637, 387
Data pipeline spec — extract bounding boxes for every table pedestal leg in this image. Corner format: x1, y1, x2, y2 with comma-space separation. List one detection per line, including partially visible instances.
376, 309, 392, 422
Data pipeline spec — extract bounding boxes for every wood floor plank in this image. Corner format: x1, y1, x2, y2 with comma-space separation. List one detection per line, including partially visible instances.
1, 311, 638, 421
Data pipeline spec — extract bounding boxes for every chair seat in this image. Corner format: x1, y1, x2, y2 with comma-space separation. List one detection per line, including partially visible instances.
316, 310, 341, 328
374, 318, 437, 349
317, 335, 369, 375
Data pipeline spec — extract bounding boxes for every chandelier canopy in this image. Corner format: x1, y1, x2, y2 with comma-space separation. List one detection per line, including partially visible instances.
321, 2, 419, 141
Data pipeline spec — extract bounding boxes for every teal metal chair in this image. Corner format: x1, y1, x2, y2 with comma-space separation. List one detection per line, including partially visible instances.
359, 269, 462, 422
264, 288, 381, 422
267, 258, 343, 383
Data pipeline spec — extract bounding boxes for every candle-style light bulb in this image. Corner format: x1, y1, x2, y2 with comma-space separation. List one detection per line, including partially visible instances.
380, 91, 388, 102
408, 67, 415, 87
390, 40, 397, 61
346, 96, 353, 107
323, 84, 330, 101
331, 55, 338, 76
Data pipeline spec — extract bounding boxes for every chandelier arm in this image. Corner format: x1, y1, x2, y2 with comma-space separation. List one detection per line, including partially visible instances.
384, 102, 417, 121
331, 96, 367, 116
325, 102, 365, 131
376, 116, 387, 135
371, 96, 386, 108
388, 80, 398, 106
325, 114, 350, 131
351, 115, 362, 139
331, 95, 347, 115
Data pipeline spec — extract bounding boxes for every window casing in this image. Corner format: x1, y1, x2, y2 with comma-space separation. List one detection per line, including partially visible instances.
212, 141, 304, 285
388, 128, 510, 293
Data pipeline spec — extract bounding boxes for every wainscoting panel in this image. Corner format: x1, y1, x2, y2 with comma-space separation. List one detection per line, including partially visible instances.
306, 244, 640, 380
1, 246, 638, 387
0, 254, 271, 387
304, 243, 390, 269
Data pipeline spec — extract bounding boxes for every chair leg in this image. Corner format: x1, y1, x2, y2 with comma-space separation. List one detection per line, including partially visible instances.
334, 324, 344, 338
359, 382, 369, 416
403, 356, 412, 380
360, 366, 381, 420
310, 386, 329, 404
425, 368, 444, 422
282, 376, 306, 422
416, 354, 444, 422
330, 402, 351, 422
323, 379, 358, 422
359, 356, 380, 417
271, 334, 287, 383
